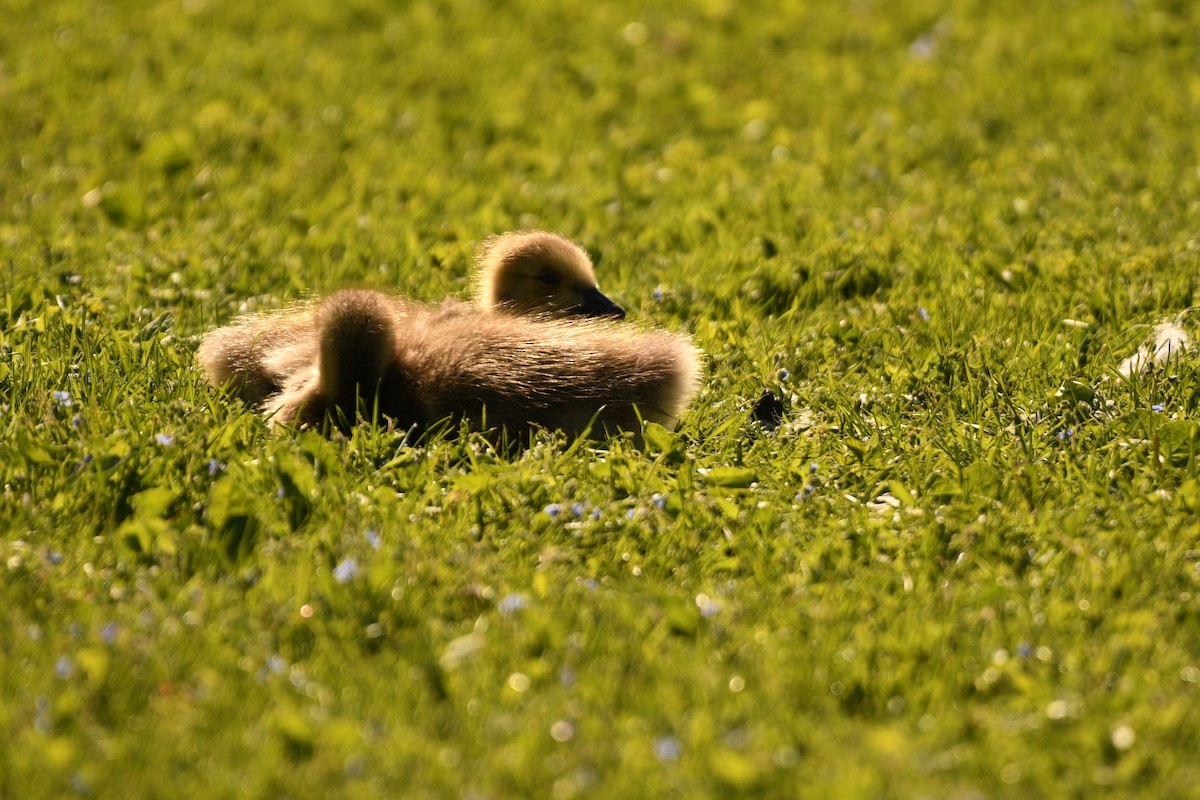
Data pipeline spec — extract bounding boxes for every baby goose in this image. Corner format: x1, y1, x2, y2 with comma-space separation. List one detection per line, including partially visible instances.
475, 230, 625, 319
199, 230, 628, 408
263, 288, 700, 438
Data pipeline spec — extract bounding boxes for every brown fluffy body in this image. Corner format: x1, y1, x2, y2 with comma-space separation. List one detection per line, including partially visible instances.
258, 289, 700, 437
196, 231, 700, 437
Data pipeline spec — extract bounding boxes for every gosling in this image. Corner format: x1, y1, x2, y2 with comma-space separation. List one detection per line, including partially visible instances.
262, 288, 700, 439
199, 230, 625, 409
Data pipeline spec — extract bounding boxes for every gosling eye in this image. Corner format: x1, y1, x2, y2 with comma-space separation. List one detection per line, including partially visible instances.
536, 271, 561, 287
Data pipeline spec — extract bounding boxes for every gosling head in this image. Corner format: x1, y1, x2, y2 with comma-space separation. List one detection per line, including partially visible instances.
476, 231, 626, 319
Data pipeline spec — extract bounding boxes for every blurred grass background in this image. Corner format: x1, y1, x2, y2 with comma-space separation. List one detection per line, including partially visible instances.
2, 0, 1199, 797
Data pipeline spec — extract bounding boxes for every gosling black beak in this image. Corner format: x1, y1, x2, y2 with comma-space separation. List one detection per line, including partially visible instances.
577, 287, 626, 320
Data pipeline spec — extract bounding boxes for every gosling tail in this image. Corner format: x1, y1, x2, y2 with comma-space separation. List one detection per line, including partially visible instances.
196, 308, 315, 404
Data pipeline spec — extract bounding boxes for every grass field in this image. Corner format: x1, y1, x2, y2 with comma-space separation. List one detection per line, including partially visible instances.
3, 0, 1200, 796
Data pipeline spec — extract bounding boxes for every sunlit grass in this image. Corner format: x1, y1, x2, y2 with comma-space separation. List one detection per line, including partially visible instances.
3, 0, 1200, 796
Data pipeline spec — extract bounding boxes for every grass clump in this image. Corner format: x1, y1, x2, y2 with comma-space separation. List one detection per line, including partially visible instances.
3, 0, 1199, 796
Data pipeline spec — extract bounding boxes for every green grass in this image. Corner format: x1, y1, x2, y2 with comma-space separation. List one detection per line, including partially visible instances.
3, 0, 1200, 796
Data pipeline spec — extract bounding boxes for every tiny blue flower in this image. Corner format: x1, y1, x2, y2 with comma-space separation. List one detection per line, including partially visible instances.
71, 414, 84, 428
498, 593, 527, 615
1057, 429, 1074, 442
155, 433, 175, 446
207, 458, 222, 476
1152, 404, 1164, 413
653, 736, 682, 762
34, 696, 51, 734
364, 529, 381, 550
591, 508, 602, 520
918, 307, 931, 321
275, 487, 285, 499
53, 390, 73, 407
583, 578, 599, 591
652, 493, 666, 510
653, 287, 665, 302
625, 508, 637, 520
779, 367, 790, 381
810, 462, 819, 474
55, 656, 74, 680
544, 503, 562, 519
1017, 642, 1034, 659
333, 557, 359, 585
571, 502, 586, 519
267, 654, 287, 674
100, 622, 119, 645
48, 551, 63, 565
